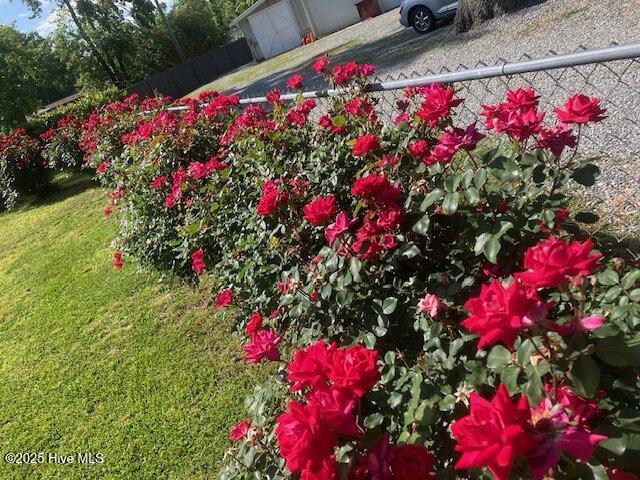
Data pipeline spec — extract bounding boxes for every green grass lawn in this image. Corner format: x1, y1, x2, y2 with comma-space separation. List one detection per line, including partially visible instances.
0, 175, 263, 479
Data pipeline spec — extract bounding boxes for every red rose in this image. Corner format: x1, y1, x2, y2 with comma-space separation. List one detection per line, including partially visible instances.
312, 56, 330, 74
325, 211, 353, 245
554, 93, 607, 124
305, 388, 360, 438
516, 237, 602, 288
416, 83, 463, 126
359, 63, 375, 76
287, 74, 304, 90
275, 400, 336, 473
451, 384, 537, 480
536, 124, 576, 157
228, 418, 251, 441
327, 344, 379, 397
303, 195, 338, 225
352, 134, 380, 157
461, 279, 549, 349
191, 248, 205, 275
408, 139, 429, 158
266, 89, 281, 105
243, 328, 281, 364
102, 206, 111, 217
215, 288, 234, 309
392, 444, 435, 480
151, 175, 166, 190
350, 173, 402, 206
287, 340, 337, 391
257, 179, 288, 216
112, 250, 123, 269
245, 312, 263, 334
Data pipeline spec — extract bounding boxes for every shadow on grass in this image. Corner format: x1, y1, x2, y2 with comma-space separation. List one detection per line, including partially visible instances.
13, 172, 98, 214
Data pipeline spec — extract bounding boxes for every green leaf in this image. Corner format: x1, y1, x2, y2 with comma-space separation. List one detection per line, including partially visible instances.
463, 187, 480, 204
501, 365, 521, 394
487, 345, 512, 370
570, 356, 600, 398
412, 214, 430, 236
363, 413, 384, 428
622, 270, 640, 289
420, 189, 443, 211
572, 164, 600, 186
525, 363, 543, 404
596, 334, 640, 367
442, 192, 460, 215
516, 339, 536, 367
382, 297, 398, 315
483, 236, 501, 264
598, 269, 620, 286
474, 233, 492, 256
473, 168, 487, 189
444, 174, 461, 193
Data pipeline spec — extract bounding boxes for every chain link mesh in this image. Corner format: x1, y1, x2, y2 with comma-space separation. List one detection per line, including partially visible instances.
239, 44, 640, 249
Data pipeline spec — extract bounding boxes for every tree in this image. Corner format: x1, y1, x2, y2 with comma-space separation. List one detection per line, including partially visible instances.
453, 0, 521, 32
0, 25, 74, 130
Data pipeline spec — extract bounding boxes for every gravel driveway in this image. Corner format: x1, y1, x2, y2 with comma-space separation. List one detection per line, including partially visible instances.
191, 0, 640, 239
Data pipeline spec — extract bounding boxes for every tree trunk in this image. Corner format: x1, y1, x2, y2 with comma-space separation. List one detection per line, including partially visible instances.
453, 0, 520, 33
61, 0, 121, 84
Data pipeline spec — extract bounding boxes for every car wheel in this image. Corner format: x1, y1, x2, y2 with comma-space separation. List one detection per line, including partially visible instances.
411, 6, 435, 34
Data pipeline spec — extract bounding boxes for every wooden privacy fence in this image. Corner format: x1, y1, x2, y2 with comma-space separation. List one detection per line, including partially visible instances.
127, 39, 254, 99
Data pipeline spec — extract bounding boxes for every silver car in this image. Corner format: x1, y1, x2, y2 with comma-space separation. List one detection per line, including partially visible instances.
399, 0, 458, 34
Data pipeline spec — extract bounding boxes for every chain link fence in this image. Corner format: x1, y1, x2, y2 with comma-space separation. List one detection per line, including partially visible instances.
169, 43, 640, 250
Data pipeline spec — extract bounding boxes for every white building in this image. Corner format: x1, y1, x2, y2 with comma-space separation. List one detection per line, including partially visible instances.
230, 0, 402, 60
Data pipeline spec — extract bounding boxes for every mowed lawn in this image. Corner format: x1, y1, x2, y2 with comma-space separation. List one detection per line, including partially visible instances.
0, 175, 263, 479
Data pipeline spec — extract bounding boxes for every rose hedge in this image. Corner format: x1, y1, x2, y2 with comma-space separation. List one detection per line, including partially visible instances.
0, 127, 50, 210
7, 57, 640, 479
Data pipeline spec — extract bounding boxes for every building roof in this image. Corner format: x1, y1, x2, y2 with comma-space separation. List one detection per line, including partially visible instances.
230, 0, 281, 27
36, 92, 84, 115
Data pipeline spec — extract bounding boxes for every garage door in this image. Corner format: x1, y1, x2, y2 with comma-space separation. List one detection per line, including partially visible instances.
306, 0, 361, 36
248, 1, 301, 59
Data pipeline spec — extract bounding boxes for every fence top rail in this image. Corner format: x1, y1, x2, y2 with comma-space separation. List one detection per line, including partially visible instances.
160, 42, 640, 113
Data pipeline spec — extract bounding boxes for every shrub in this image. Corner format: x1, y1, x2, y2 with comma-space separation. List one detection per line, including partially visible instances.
39, 114, 85, 170
0, 128, 49, 210
27, 86, 124, 135
54, 59, 640, 479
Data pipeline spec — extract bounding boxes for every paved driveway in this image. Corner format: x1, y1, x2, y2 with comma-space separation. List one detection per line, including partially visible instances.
189, 0, 639, 99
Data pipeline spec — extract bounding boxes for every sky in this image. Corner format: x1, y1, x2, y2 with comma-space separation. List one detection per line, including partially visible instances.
0, 0, 59, 35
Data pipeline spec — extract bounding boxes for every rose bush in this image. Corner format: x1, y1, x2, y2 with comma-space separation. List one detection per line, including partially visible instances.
0, 127, 50, 210
3, 56, 638, 479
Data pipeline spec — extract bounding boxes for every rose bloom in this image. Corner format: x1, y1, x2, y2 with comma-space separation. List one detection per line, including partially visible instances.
305, 388, 360, 438
528, 396, 606, 480
451, 384, 538, 480
275, 399, 337, 474
102, 206, 111, 217
112, 250, 123, 269
286, 340, 337, 391
228, 418, 251, 441
215, 288, 234, 309
190, 248, 205, 275
150, 175, 167, 190
517, 237, 602, 288
352, 133, 380, 157
327, 344, 379, 397
243, 328, 281, 364
325, 211, 352, 245
266, 88, 281, 105
537, 124, 576, 157
418, 293, 445, 317
416, 83, 463, 126
462, 279, 549, 349
245, 311, 263, 334
350, 173, 402, 207
554, 93, 607, 124
303, 195, 338, 226
287, 74, 304, 89
312, 55, 330, 74
392, 444, 435, 480
359, 63, 375, 76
